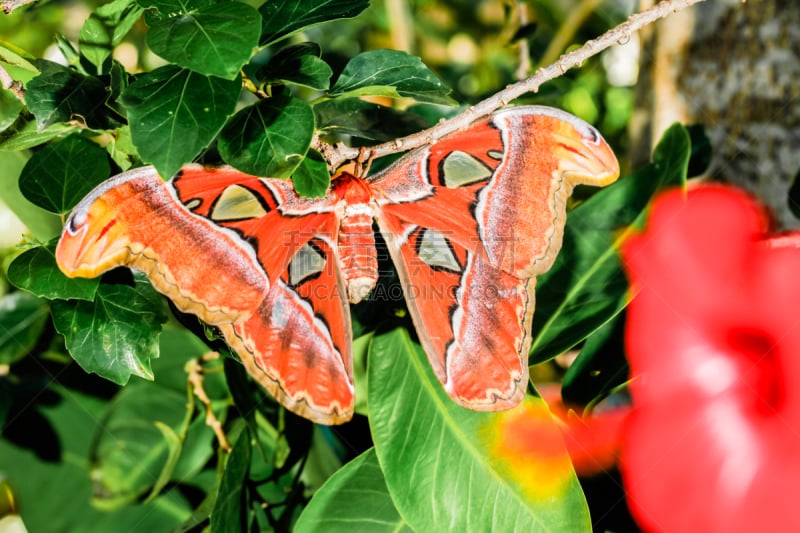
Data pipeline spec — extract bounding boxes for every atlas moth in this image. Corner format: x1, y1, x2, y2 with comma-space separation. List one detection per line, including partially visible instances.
55, 105, 620, 425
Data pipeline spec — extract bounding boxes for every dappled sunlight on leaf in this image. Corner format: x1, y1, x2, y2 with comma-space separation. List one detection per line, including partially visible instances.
481, 397, 574, 501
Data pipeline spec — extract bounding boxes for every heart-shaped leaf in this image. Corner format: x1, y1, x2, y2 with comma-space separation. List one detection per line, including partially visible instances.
51, 275, 168, 385
25, 60, 110, 129
218, 93, 314, 178
88, 384, 190, 506
143, 0, 260, 80
18, 134, 110, 214
122, 65, 240, 178
291, 149, 330, 198
7, 241, 100, 301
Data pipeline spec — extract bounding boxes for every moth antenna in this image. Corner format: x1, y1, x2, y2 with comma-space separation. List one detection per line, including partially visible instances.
354, 147, 375, 178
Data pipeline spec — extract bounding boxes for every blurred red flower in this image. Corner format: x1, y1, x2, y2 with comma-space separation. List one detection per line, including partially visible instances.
621, 184, 800, 532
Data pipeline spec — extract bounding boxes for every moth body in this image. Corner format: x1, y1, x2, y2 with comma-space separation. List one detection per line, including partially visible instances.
333, 173, 381, 304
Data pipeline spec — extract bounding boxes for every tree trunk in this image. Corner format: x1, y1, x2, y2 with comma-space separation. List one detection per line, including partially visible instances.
631, 0, 800, 227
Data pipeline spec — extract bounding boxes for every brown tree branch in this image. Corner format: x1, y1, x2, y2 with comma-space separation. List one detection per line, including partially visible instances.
2, 0, 36, 14
317, 0, 709, 170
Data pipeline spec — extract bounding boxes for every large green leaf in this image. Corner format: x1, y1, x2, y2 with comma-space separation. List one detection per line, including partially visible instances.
89, 383, 194, 507
7, 241, 100, 301
142, 0, 260, 80
329, 50, 456, 106
217, 93, 314, 178
122, 65, 240, 177
530, 123, 691, 362
368, 328, 591, 532
18, 134, 110, 214
50, 275, 168, 385
84, 334, 218, 509
25, 60, 110, 129
295, 448, 411, 532
259, 0, 369, 46
0, 291, 48, 365
0, 383, 191, 532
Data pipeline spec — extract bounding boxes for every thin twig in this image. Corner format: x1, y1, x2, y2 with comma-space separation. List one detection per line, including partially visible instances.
318, 0, 708, 169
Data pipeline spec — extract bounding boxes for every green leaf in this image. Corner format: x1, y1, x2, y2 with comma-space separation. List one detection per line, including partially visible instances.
146, 422, 183, 501
218, 94, 314, 178
685, 123, 712, 177
314, 97, 430, 142
80, 0, 145, 70
25, 59, 110, 129
0, 87, 23, 131
352, 331, 372, 416
143, 0, 261, 80
0, 384, 192, 532
103, 125, 137, 171
0, 291, 49, 365
55, 34, 81, 67
561, 310, 629, 407
0, 41, 39, 83
329, 50, 456, 105
295, 448, 411, 532
50, 275, 168, 385
89, 384, 190, 507
18, 134, 110, 214
122, 65, 240, 178
291, 149, 329, 197
530, 123, 692, 361
7, 241, 100, 301
651, 122, 692, 190
210, 430, 251, 532
368, 328, 591, 532
259, 0, 369, 46
0, 115, 79, 150
0, 151, 61, 241
262, 43, 332, 90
